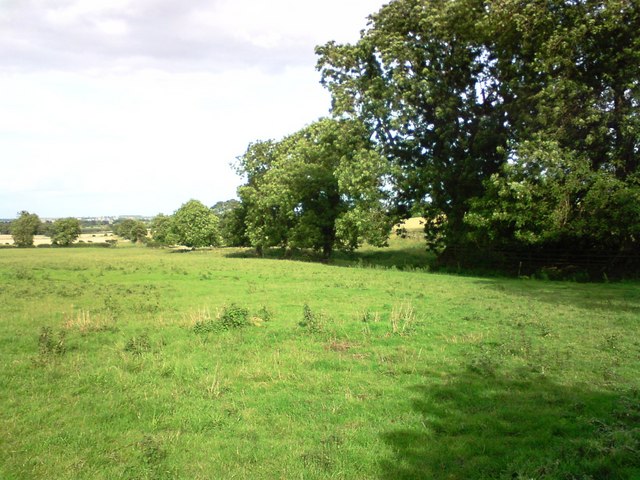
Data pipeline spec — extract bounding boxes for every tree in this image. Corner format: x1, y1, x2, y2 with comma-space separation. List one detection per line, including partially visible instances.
317, 0, 640, 253
211, 199, 242, 217
114, 219, 148, 243
317, 0, 508, 248
465, 138, 640, 251
51, 218, 81, 246
218, 202, 250, 247
150, 214, 177, 245
11, 211, 41, 247
172, 200, 221, 248
236, 118, 392, 258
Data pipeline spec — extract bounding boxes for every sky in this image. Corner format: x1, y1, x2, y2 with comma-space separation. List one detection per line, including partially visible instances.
0, 0, 388, 219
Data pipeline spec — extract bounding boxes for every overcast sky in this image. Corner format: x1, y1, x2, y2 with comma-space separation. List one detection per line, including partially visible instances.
0, 0, 387, 219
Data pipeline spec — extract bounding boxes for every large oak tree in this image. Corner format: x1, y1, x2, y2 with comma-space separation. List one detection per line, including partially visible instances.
317, 0, 640, 253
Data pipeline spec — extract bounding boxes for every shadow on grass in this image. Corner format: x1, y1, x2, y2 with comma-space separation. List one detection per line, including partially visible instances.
222, 245, 435, 271
473, 278, 640, 316
379, 371, 640, 479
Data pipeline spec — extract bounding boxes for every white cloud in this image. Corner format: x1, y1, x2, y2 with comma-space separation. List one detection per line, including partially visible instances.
0, 0, 388, 218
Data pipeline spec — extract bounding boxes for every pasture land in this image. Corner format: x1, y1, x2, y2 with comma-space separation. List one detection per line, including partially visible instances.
0, 245, 639, 479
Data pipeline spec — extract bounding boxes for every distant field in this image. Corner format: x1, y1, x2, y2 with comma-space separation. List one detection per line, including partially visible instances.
397, 216, 425, 232
0, 233, 113, 246
0, 244, 639, 478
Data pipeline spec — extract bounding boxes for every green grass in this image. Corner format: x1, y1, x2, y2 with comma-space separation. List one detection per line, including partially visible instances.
0, 244, 639, 479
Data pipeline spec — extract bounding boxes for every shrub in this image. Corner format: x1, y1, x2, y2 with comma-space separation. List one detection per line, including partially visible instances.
256, 305, 273, 322
299, 303, 326, 333
38, 327, 66, 356
219, 303, 249, 329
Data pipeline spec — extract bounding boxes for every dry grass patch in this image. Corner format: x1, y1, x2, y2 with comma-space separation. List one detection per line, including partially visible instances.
63, 309, 116, 333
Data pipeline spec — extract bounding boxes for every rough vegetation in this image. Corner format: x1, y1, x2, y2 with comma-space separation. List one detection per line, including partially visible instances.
0, 245, 638, 478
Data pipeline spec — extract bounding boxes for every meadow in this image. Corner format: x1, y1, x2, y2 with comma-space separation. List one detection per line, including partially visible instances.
0, 242, 639, 479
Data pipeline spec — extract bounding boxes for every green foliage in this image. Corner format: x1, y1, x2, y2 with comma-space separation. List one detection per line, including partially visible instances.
466, 138, 640, 250
211, 199, 249, 247
50, 217, 81, 246
317, 0, 640, 254
114, 218, 148, 243
218, 303, 249, 329
150, 213, 177, 246
317, 0, 507, 246
0, 221, 11, 235
38, 326, 66, 357
218, 201, 250, 247
172, 199, 221, 248
211, 199, 241, 217
11, 211, 41, 247
236, 118, 393, 258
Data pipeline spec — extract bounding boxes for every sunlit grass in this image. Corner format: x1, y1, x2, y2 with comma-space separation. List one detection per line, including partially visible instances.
0, 245, 639, 478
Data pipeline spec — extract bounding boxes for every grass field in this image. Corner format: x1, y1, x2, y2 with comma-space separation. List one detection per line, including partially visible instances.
1, 243, 639, 479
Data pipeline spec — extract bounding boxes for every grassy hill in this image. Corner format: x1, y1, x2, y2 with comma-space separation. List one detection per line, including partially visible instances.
1, 244, 638, 478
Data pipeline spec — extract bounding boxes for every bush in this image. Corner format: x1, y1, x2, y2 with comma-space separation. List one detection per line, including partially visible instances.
299, 303, 326, 333
38, 327, 66, 356
192, 304, 257, 334
219, 304, 249, 329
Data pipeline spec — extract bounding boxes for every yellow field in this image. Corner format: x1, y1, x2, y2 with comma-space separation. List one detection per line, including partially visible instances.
397, 217, 425, 232
0, 233, 113, 246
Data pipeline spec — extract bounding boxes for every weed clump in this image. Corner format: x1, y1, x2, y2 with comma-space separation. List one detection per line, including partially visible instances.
139, 435, 167, 465
124, 333, 151, 355
219, 303, 249, 329
256, 305, 273, 322
390, 303, 417, 335
38, 326, 66, 356
299, 304, 326, 333
192, 303, 252, 334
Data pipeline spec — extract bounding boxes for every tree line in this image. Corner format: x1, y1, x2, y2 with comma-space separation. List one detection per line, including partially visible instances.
9, 0, 638, 264
229, 0, 639, 263
5, 200, 227, 248
7, 212, 83, 247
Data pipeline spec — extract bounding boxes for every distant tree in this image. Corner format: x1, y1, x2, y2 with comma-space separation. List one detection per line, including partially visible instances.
172, 200, 221, 248
39, 221, 54, 237
51, 218, 82, 246
11, 211, 41, 247
114, 219, 148, 243
219, 202, 249, 247
150, 214, 178, 245
211, 199, 241, 217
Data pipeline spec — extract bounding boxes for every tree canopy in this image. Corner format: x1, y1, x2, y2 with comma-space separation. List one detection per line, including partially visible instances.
11, 211, 41, 247
235, 118, 392, 258
51, 218, 82, 246
172, 200, 221, 248
114, 219, 148, 244
317, 0, 640, 254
